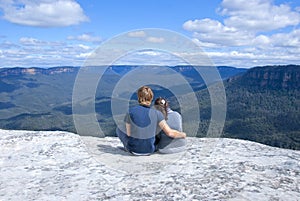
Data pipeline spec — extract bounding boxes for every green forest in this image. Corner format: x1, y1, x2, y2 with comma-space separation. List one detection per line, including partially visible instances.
0, 65, 299, 150
194, 65, 300, 150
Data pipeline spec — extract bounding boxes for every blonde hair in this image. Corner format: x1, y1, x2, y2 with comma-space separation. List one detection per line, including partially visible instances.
137, 86, 153, 105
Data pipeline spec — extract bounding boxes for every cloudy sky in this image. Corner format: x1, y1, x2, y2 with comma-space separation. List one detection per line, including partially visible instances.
0, 0, 299, 68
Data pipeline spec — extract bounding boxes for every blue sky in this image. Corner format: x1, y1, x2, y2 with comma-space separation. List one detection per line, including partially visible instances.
0, 0, 300, 68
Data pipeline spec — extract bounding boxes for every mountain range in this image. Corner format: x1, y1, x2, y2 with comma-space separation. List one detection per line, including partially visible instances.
217, 65, 299, 149
0, 65, 299, 149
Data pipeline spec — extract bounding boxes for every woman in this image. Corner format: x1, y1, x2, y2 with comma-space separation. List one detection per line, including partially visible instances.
154, 97, 186, 154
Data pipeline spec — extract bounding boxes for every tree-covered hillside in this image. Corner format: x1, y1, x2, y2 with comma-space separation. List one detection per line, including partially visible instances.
0, 65, 299, 150
196, 65, 300, 149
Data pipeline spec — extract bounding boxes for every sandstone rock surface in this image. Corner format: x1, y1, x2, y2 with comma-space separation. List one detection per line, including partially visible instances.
0, 129, 299, 200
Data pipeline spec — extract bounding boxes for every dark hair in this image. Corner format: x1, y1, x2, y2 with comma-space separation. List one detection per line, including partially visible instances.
154, 97, 168, 120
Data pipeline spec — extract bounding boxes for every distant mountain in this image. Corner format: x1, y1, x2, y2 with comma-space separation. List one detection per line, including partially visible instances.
110, 65, 247, 81
1, 65, 299, 150
0, 65, 245, 134
196, 65, 300, 149
0, 66, 78, 76
228, 64, 300, 90
0, 67, 79, 132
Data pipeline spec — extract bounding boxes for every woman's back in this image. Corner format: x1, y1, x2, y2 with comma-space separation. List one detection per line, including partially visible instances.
156, 109, 186, 153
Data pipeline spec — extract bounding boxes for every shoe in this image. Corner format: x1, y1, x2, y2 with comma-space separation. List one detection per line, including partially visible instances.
129, 151, 152, 156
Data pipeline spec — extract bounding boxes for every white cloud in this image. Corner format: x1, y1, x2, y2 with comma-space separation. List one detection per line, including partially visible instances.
271, 29, 300, 48
183, 0, 300, 67
183, 0, 300, 46
115, 50, 185, 66
191, 38, 220, 48
67, 34, 101, 43
252, 35, 271, 47
0, 36, 95, 67
0, 0, 89, 27
146, 37, 165, 43
75, 52, 92, 59
19, 37, 64, 48
185, 18, 254, 46
183, 18, 224, 33
77, 44, 91, 50
0, 40, 20, 49
136, 51, 161, 56
19, 37, 45, 45
128, 31, 146, 38
219, 0, 300, 32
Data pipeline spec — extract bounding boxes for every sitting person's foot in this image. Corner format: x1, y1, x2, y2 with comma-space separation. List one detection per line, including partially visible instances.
117, 146, 129, 153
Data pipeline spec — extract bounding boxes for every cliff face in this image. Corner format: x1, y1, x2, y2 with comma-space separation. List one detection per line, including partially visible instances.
1, 129, 299, 200
229, 65, 300, 90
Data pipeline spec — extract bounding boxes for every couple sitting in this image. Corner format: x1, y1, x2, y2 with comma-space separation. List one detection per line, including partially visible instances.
116, 85, 186, 155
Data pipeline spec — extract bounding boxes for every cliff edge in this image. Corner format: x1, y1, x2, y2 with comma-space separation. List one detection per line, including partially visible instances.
0, 129, 299, 200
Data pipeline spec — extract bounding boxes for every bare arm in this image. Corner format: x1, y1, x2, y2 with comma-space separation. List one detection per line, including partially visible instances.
159, 120, 186, 138
125, 123, 131, 136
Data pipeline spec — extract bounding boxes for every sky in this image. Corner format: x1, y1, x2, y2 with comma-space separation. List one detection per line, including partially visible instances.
0, 0, 300, 68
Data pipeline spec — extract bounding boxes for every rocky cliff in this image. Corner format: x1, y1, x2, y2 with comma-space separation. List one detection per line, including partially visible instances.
228, 65, 300, 90
0, 129, 299, 200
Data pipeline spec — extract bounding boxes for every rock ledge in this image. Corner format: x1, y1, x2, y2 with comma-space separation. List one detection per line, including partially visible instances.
1, 129, 300, 200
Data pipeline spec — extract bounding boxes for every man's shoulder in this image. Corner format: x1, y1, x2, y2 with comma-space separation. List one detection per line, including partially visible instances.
128, 105, 152, 116
130, 105, 140, 110
130, 105, 148, 111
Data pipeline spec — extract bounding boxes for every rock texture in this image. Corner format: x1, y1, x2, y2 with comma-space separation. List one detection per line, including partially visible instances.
228, 65, 300, 90
0, 129, 299, 200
